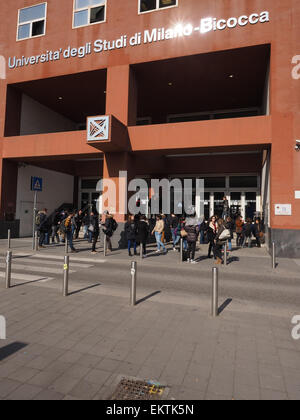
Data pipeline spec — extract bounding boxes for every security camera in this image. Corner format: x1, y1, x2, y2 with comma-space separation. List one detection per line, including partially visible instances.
295, 140, 300, 151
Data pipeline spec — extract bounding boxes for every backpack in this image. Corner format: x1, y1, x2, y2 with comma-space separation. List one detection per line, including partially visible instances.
112, 219, 118, 232
35, 213, 41, 226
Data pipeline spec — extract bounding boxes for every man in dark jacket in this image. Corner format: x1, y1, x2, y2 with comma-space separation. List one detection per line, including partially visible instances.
36, 209, 49, 248
125, 215, 138, 256
74, 210, 84, 240
89, 211, 100, 254
170, 214, 179, 251
242, 218, 253, 248
51, 210, 61, 244
137, 216, 149, 258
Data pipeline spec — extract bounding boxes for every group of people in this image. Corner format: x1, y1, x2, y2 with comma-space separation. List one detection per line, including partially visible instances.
35, 205, 264, 263
35, 208, 118, 254
124, 211, 264, 264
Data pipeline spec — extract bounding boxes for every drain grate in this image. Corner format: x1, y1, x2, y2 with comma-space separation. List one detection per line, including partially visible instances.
110, 376, 168, 400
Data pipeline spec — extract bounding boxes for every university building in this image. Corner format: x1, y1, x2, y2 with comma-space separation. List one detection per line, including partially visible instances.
0, 0, 299, 257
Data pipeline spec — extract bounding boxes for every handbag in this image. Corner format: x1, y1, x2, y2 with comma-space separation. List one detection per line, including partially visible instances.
181, 229, 188, 238
219, 228, 231, 241
88, 224, 94, 233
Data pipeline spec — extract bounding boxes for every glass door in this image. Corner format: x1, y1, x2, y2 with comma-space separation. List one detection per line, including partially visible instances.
230, 192, 242, 220
245, 192, 257, 220
213, 192, 225, 218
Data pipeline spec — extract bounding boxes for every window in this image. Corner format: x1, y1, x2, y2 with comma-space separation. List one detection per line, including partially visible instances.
139, 0, 177, 14
73, 0, 106, 28
17, 3, 47, 41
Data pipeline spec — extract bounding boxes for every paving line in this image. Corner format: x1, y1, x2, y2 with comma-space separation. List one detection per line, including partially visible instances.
11, 257, 93, 269
12, 253, 107, 264
0, 271, 54, 282
0, 263, 76, 275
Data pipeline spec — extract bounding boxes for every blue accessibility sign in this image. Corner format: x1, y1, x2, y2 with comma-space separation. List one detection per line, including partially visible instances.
31, 177, 43, 192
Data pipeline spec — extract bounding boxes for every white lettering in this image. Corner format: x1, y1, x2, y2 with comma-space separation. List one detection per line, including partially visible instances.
227, 17, 238, 28
217, 19, 226, 30
260, 11, 270, 23
249, 13, 259, 24
238, 15, 248, 26
200, 17, 213, 33
94, 39, 103, 53
144, 29, 157, 43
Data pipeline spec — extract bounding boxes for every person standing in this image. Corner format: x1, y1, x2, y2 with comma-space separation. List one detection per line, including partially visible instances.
125, 215, 138, 257
207, 216, 218, 259
137, 215, 149, 258
64, 211, 77, 253
74, 210, 84, 240
183, 212, 200, 263
170, 213, 179, 251
102, 212, 117, 252
253, 218, 263, 248
36, 208, 48, 248
89, 211, 100, 254
235, 215, 244, 247
152, 215, 167, 254
243, 218, 253, 248
51, 210, 61, 244
214, 219, 227, 264
225, 216, 234, 251
222, 196, 229, 220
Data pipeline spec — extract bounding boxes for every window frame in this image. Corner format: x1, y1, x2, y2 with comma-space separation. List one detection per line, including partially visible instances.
138, 0, 178, 15
16, 2, 47, 42
72, 0, 107, 29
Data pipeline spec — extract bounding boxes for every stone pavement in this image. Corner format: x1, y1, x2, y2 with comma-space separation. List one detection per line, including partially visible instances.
0, 238, 299, 400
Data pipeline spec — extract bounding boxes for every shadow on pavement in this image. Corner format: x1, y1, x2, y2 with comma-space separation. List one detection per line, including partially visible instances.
11, 278, 51, 287
0, 342, 28, 362
218, 298, 233, 315
68, 283, 102, 296
136, 290, 161, 305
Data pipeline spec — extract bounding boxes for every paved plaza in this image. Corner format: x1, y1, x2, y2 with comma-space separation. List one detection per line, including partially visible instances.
0, 237, 299, 400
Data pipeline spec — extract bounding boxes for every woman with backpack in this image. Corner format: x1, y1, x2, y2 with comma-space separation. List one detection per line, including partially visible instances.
102, 212, 118, 252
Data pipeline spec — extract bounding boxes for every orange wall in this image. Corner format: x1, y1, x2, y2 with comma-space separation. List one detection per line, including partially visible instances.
0, 0, 300, 228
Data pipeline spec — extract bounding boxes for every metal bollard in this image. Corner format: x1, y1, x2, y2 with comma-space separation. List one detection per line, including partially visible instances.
140, 243, 143, 260
104, 234, 107, 257
65, 238, 69, 254
130, 261, 137, 306
180, 238, 183, 263
272, 242, 276, 269
34, 231, 39, 251
5, 251, 12, 289
211, 267, 219, 317
224, 242, 228, 266
7, 229, 11, 250
63, 255, 69, 297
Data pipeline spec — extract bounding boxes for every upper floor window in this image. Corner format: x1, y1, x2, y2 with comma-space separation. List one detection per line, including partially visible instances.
17, 3, 47, 41
139, 0, 178, 14
73, 0, 106, 28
